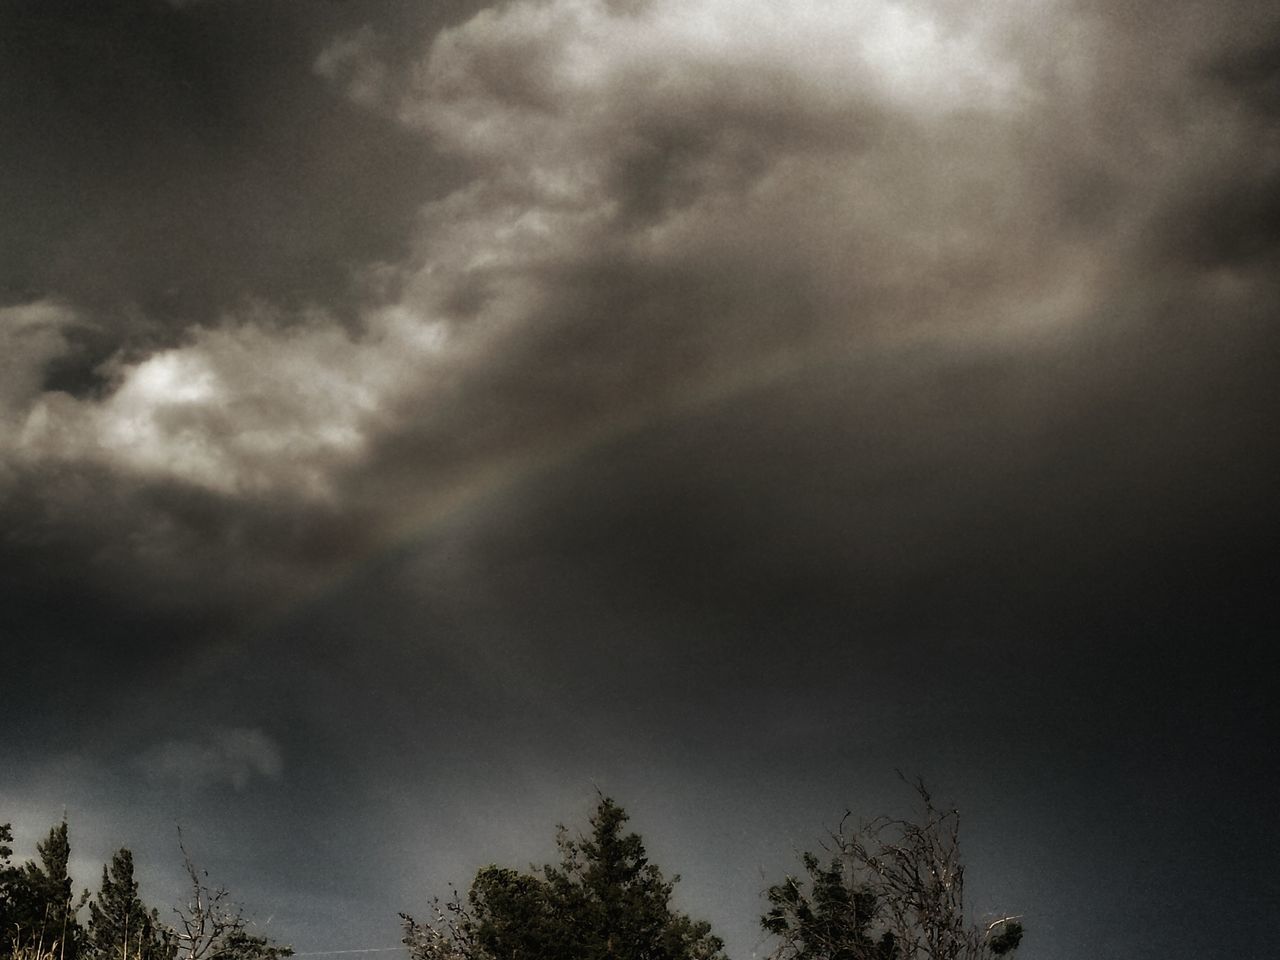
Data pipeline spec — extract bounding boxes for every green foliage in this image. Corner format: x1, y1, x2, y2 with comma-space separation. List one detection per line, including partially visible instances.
404, 796, 727, 960
86, 850, 175, 960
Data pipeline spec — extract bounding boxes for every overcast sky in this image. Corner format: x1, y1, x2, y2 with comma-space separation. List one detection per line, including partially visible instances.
1, 1, 1277, 958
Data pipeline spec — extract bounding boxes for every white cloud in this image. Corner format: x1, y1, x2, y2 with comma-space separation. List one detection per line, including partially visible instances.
10, 307, 449, 500
0, 0, 1049, 511
403, 0, 1027, 148
0, 0, 1158, 579
356, 0, 1085, 373
137, 727, 283, 791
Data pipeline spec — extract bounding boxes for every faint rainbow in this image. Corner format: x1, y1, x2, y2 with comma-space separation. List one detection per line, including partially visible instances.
290, 339, 817, 617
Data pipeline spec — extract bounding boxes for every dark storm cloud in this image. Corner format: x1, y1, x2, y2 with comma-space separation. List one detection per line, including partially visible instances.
1209, 33, 1280, 117
0, 0, 476, 387
3, 1, 1278, 959
346, 0, 1272, 521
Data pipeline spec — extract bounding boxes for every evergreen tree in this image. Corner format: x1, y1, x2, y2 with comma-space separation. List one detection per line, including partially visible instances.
87, 850, 174, 960
403, 797, 726, 960
3, 821, 87, 960
1, 823, 15, 950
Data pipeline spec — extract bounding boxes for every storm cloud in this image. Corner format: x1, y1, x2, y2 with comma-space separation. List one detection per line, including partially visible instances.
2, 1, 1276, 959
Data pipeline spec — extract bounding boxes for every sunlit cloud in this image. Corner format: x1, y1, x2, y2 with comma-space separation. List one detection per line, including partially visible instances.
9, 308, 449, 500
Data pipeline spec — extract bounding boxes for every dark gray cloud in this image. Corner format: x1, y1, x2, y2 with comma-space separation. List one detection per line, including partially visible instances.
0, 0, 480, 390
2, 1, 1277, 960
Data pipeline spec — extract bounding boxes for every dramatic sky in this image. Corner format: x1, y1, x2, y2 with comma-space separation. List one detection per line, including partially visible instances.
2, 1, 1277, 958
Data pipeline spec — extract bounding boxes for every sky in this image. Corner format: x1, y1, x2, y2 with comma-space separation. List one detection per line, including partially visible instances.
1, 0, 1277, 958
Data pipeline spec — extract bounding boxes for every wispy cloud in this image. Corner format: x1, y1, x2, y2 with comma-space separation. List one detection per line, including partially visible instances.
138, 727, 284, 792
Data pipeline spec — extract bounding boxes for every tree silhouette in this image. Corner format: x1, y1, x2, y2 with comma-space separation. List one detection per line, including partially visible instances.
2, 821, 87, 960
763, 779, 1022, 960
169, 834, 292, 960
403, 796, 726, 960
87, 849, 174, 960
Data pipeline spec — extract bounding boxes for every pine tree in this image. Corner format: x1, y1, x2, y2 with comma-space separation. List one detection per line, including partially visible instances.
3, 821, 87, 960
403, 796, 727, 960
87, 850, 174, 960
0, 823, 15, 950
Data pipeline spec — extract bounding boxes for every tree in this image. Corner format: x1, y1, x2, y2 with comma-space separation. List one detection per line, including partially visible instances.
2, 821, 87, 960
403, 796, 727, 960
762, 779, 1023, 960
169, 835, 291, 960
1, 822, 15, 949
762, 852, 893, 960
87, 849, 174, 960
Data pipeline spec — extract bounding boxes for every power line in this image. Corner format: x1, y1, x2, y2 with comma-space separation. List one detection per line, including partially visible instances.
292, 948, 410, 956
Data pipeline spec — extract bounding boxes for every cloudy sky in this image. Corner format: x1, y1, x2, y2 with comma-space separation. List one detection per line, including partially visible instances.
2, 0, 1276, 957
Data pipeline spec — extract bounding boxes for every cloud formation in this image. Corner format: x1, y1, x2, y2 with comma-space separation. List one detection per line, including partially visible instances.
138, 727, 284, 792
2, 1, 1277, 958
4, 0, 1273, 591
10, 306, 446, 501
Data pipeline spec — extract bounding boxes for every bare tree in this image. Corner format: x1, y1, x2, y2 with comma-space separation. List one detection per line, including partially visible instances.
170, 834, 291, 960
763, 777, 1023, 960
